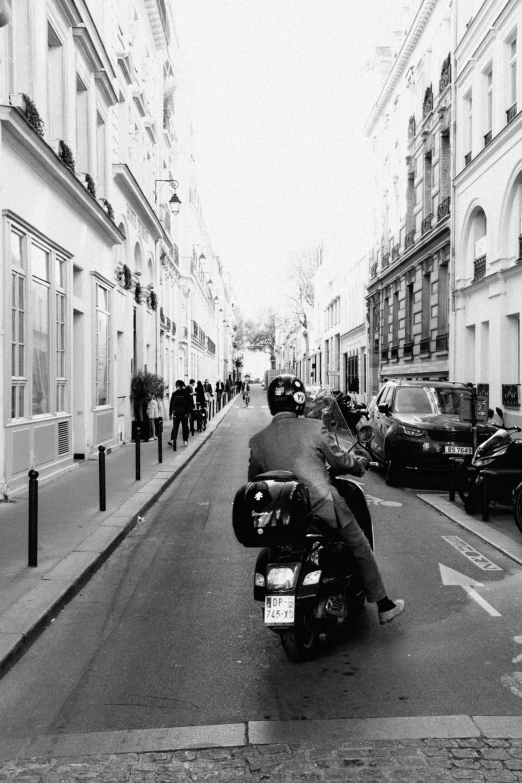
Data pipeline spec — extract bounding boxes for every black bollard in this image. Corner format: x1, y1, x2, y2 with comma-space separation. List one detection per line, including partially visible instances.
449, 458, 457, 502
28, 469, 39, 567
135, 425, 141, 481
157, 417, 163, 464
98, 446, 106, 511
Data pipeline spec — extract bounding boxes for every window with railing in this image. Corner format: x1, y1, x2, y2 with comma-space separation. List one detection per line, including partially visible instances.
403, 340, 414, 358
436, 333, 448, 352
381, 347, 389, 362
420, 337, 431, 354
405, 230, 415, 249
437, 196, 450, 221
422, 84, 433, 118
382, 252, 390, 268
473, 255, 486, 282
421, 214, 433, 235
392, 243, 400, 261
484, 130, 492, 147
439, 54, 451, 93
390, 345, 398, 361
507, 103, 517, 123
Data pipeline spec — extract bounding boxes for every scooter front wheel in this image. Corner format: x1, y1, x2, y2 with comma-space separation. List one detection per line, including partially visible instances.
280, 604, 319, 662
456, 461, 476, 505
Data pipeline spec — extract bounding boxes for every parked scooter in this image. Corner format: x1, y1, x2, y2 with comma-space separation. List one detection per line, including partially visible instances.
232, 426, 375, 662
332, 391, 369, 436
456, 407, 522, 515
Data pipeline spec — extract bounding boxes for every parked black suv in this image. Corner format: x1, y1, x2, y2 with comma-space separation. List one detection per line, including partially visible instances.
366, 380, 495, 485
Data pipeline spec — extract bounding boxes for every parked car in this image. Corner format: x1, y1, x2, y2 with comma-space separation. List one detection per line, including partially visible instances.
365, 380, 495, 485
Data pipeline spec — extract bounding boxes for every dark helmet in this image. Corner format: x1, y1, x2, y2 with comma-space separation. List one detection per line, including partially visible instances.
267, 374, 307, 415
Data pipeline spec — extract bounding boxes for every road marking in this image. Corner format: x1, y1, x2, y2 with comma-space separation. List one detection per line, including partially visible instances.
439, 563, 501, 617
441, 535, 503, 572
512, 636, 522, 664
344, 479, 402, 508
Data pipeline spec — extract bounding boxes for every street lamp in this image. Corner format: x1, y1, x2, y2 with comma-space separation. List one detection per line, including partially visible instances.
154, 179, 181, 215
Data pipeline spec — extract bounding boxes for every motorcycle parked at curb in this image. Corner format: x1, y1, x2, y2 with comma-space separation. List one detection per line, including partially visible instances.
332, 391, 369, 436
456, 407, 522, 515
232, 426, 375, 662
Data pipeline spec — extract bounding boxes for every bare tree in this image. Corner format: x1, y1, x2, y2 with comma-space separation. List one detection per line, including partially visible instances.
285, 244, 323, 374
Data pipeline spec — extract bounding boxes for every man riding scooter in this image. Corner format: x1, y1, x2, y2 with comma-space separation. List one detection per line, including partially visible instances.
248, 374, 405, 625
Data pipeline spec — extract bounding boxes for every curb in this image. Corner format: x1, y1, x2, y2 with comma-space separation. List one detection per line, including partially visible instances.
4, 714, 522, 762
417, 492, 522, 567
0, 396, 238, 680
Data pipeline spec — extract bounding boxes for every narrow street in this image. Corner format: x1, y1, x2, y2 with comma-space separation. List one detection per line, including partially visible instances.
1, 386, 522, 745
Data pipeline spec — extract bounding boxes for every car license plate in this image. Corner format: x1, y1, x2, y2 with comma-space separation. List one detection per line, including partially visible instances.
264, 595, 295, 625
444, 446, 473, 455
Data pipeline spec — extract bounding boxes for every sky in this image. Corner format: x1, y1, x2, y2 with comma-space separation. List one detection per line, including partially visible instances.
173, 1, 410, 318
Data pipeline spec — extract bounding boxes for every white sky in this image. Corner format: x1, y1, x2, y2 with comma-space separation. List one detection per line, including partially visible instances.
173, 1, 409, 317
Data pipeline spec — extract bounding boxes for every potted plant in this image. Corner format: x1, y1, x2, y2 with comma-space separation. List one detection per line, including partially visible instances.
130, 370, 166, 441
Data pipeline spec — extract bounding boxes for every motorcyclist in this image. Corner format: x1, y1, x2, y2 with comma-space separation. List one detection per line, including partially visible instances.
248, 374, 404, 625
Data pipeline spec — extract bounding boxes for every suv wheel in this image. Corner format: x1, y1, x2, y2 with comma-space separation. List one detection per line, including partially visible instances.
384, 444, 402, 486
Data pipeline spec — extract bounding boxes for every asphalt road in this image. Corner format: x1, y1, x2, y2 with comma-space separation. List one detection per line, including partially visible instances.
1, 386, 522, 740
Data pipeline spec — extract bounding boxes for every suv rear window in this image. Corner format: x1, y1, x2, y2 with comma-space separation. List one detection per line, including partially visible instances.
394, 386, 463, 415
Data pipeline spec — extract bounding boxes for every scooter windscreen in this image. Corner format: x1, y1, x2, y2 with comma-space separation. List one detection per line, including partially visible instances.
304, 387, 355, 451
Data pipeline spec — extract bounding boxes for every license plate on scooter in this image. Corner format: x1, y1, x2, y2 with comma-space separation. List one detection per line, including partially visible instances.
264, 595, 295, 625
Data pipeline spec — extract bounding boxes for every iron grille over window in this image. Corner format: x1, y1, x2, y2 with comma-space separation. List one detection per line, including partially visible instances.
382, 253, 390, 268
392, 244, 400, 261
502, 384, 520, 407
405, 230, 415, 249
436, 333, 448, 351
437, 197, 450, 221
421, 214, 433, 235
473, 256, 486, 282
420, 337, 430, 354
507, 103, 517, 123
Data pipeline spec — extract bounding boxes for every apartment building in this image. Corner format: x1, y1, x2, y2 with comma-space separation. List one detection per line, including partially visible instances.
0, 0, 233, 495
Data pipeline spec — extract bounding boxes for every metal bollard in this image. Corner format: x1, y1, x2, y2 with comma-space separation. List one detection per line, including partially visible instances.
449, 459, 457, 502
482, 472, 489, 521
135, 425, 141, 481
98, 446, 106, 511
157, 417, 163, 464
28, 469, 39, 567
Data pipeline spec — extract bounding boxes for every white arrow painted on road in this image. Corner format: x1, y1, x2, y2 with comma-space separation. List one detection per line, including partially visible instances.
439, 563, 501, 617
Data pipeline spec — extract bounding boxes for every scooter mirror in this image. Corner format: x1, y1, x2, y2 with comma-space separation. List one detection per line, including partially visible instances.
496, 407, 504, 419
358, 425, 374, 444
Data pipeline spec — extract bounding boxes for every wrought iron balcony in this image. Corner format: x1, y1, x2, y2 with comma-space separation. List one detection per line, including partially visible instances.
403, 340, 414, 358
436, 333, 448, 352
502, 384, 521, 407
420, 337, 431, 354
381, 347, 389, 362
518, 234, 522, 262
405, 230, 415, 249
507, 103, 517, 124
382, 253, 390, 268
408, 115, 416, 141
464, 151, 472, 166
421, 214, 433, 235
477, 383, 489, 397
392, 243, 400, 261
390, 345, 399, 361
437, 196, 451, 221
473, 255, 486, 282
422, 85, 433, 118
484, 130, 492, 147
439, 56, 451, 92
370, 262, 378, 278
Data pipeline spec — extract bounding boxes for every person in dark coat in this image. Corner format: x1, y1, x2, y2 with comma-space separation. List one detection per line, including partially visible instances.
187, 378, 196, 436
195, 380, 206, 408
248, 374, 405, 626
168, 380, 191, 449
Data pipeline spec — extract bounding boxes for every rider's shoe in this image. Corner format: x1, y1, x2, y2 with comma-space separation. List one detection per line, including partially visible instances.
379, 599, 405, 625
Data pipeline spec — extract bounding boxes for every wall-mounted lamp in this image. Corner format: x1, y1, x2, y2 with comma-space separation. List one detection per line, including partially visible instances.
199, 253, 206, 262
154, 179, 181, 215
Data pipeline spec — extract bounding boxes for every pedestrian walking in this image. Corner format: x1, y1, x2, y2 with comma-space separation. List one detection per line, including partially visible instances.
203, 379, 213, 403
146, 396, 158, 440
187, 379, 196, 436
215, 379, 224, 403
168, 380, 191, 449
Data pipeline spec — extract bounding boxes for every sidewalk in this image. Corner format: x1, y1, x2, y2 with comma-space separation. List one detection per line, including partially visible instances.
0, 393, 239, 678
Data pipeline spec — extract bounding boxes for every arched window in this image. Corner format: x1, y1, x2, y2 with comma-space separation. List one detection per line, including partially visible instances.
134, 242, 143, 273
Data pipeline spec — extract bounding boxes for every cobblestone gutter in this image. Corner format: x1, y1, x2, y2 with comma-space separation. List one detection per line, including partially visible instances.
3, 739, 522, 782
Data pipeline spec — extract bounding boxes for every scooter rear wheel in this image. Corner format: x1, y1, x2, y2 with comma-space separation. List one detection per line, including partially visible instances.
280, 605, 319, 662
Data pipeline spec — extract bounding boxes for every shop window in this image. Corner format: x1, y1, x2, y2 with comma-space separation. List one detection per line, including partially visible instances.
10, 229, 26, 419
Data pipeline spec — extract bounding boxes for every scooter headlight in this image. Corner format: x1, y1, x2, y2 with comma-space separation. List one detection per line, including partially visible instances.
266, 564, 300, 591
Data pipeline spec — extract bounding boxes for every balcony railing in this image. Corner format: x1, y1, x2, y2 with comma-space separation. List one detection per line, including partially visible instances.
420, 337, 431, 354
403, 340, 414, 358
390, 345, 399, 361
381, 347, 389, 362
507, 103, 517, 124
422, 85, 433, 118
465, 151, 472, 166
392, 243, 400, 261
437, 196, 451, 221
405, 230, 415, 249
502, 384, 521, 407
408, 115, 416, 140
370, 262, 378, 278
436, 333, 448, 352
439, 56, 451, 93
382, 252, 390, 268
421, 214, 433, 235
484, 130, 492, 147
477, 383, 489, 397
473, 255, 486, 282
518, 234, 522, 262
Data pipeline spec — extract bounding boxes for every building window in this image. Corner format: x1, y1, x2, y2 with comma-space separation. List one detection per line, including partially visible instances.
465, 90, 473, 162
96, 111, 106, 194
510, 36, 518, 107
6, 0, 14, 94
56, 258, 66, 412
47, 24, 64, 142
31, 244, 51, 415
95, 282, 110, 406
76, 74, 89, 173
421, 271, 431, 340
438, 260, 449, 336
485, 65, 493, 139
405, 282, 414, 343
11, 229, 26, 418
382, 297, 390, 348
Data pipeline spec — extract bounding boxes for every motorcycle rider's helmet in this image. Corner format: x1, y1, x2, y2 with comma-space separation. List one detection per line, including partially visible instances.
267, 374, 307, 415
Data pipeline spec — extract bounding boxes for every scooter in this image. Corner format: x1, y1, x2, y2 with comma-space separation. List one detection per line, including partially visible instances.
332, 391, 369, 436
232, 426, 375, 662
456, 407, 522, 515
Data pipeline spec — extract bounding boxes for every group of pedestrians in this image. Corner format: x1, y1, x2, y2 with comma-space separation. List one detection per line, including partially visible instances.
167, 378, 235, 450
